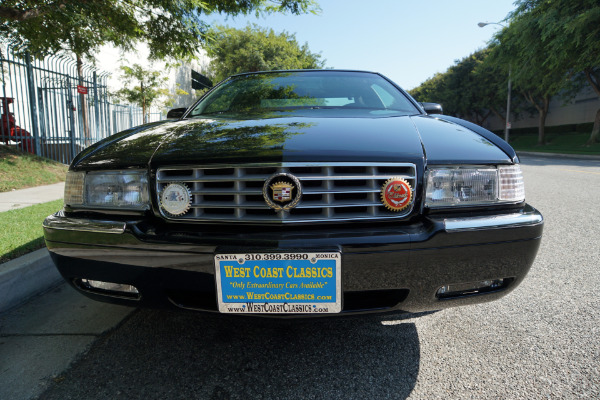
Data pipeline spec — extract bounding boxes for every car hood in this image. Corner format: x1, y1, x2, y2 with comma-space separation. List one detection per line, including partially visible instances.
72, 114, 511, 170
149, 115, 426, 167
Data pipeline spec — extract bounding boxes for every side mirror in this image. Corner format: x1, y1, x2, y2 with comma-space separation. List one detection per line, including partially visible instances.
420, 102, 443, 115
166, 108, 187, 119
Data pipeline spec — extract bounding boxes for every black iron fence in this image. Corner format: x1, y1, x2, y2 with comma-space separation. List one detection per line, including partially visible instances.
0, 45, 162, 164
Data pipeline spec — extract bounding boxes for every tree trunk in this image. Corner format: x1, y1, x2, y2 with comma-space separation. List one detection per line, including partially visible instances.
538, 110, 547, 145
141, 81, 147, 124
76, 54, 90, 146
584, 68, 600, 144
522, 91, 549, 146
537, 96, 550, 145
586, 108, 600, 145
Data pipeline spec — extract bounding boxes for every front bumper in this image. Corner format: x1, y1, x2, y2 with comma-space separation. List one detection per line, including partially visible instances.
43, 205, 543, 316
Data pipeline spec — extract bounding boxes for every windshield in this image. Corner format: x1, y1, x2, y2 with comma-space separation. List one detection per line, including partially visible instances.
188, 71, 419, 118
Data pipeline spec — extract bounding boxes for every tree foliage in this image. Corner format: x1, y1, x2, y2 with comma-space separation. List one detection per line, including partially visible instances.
411, 1, 600, 145
409, 49, 509, 126
408, 72, 445, 108
508, 0, 600, 144
0, 0, 319, 61
0, 0, 318, 138
489, 5, 568, 144
116, 64, 187, 123
204, 24, 325, 82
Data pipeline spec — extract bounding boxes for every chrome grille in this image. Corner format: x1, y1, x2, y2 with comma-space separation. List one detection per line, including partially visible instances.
156, 163, 417, 223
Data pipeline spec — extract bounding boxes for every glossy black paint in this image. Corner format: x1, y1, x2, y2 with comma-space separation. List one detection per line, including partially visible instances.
71, 120, 172, 170
46, 70, 544, 317
71, 113, 511, 171
434, 114, 518, 163
66, 71, 510, 171
150, 115, 426, 167
166, 108, 187, 119
421, 102, 443, 115
45, 206, 543, 315
411, 116, 511, 165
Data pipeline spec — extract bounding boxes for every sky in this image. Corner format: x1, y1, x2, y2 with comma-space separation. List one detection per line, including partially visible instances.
206, 0, 516, 90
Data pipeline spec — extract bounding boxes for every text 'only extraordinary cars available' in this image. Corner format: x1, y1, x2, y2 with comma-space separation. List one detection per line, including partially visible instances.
43, 70, 543, 316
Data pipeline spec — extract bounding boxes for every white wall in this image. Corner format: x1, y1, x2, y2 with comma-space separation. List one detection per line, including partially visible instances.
483, 85, 600, 131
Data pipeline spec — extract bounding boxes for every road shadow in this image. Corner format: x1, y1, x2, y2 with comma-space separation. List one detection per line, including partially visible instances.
38, 308, 422, 399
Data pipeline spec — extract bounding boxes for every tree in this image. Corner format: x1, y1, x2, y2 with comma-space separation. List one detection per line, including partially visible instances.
443, 50, 509, 125
116, 64, 187, 123
0, 1, 318, 137
409, 49, 510, 127
0, 1, 319, 61
408, 72, 447, 109
489, 13, 567, 145
510, 0, 600, 144
204, 24, 325, 82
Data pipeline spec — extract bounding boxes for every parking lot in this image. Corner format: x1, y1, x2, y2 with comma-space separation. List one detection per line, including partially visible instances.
2, 154, 599, 399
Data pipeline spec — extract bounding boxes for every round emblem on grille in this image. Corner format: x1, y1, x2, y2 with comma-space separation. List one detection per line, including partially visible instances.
381, 177, 412, 212
160, 183, 192, 216
263, 173, 302, 211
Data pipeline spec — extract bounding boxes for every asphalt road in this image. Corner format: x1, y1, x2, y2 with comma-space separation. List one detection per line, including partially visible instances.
34, 154, 600, 399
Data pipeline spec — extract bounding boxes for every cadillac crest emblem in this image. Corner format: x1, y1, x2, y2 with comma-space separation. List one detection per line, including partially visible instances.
263, 173, 302, 211
381, 177, 412, 212
271, 181, 294, 202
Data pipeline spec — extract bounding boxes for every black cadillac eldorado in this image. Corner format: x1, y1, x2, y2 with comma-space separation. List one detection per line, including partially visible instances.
43, 70, 543, 316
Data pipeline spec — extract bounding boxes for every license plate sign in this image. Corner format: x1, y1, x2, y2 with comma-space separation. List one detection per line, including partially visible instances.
215, 252, 341, 314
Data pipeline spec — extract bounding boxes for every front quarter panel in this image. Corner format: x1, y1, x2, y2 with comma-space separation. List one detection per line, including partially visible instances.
433, 114, 518, 162
71, 120, 173, 170
411, 115, 512, 165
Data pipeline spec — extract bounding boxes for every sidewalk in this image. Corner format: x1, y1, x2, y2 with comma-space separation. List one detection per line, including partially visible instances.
0, 182, 65, 212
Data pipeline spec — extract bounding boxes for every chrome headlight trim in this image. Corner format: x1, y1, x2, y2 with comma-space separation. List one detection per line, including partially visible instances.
64, 170, 150, 211
425, 164, 525, 208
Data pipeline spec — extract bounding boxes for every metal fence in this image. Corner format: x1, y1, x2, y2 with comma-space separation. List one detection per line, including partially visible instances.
0, 45, 163, 164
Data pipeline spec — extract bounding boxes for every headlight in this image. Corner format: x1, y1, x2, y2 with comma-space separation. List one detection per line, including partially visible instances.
425, 165, 525, 208
64, 170, 150, 210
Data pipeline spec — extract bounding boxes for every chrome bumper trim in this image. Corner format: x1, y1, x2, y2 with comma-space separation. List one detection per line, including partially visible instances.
43, 214, 126, 234
442, 210, 543, 232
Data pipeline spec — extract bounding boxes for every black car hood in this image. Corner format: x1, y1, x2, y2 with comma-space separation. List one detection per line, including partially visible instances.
149, 115, 425, 167
73, 113, 511, 170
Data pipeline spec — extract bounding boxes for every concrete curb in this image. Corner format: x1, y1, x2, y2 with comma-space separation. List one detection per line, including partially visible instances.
0, 248, 63, 314
517, 151, 600, 160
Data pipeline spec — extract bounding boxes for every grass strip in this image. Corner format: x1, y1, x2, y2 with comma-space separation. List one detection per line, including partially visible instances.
0, 199, 63, 264
508, 132, 600, 155
0, 145, 68, 192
